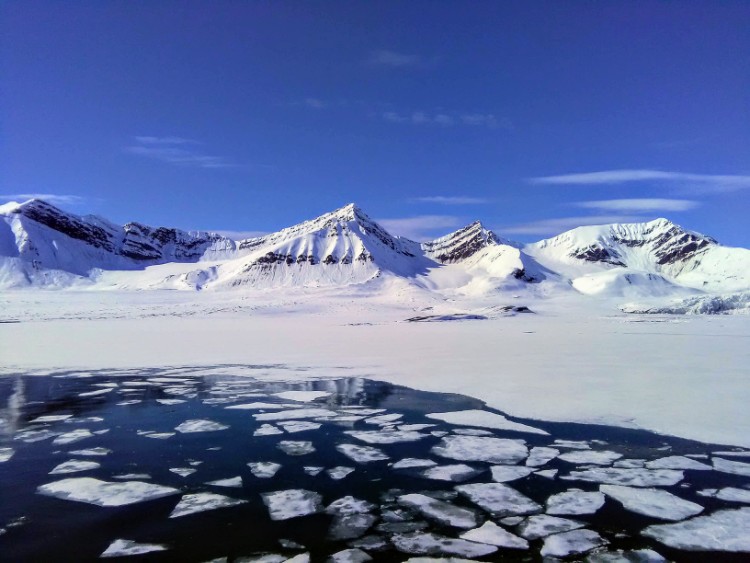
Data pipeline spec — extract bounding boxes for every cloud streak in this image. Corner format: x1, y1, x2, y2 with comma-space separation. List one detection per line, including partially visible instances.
412, 196, 489, 205
575, 198, 700, 212
383, 111, 508, 129
377, 215, 463, 241
368, 50, 421, 67
125, 137, 233, 168
502, 215, 651, 236
529, 169, 750, 193
0, 193, 86, 206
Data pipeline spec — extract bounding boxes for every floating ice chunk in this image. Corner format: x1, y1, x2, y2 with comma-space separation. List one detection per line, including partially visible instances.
645, 456, 712, 471
278, 421, 321, 433
30, 414, 73, 423
93, 429, 109, 436
170, 467, 197, 478
431, 431, 448, 438
451, 428, 495, 437
426, 410, 548, 436
170, 492, 246, 518
327, 466, 355, 480
37, 477, 178, 506
227, 402, 300, 410
69, 447, 110, 456
614, 459, 646, 469
540, 529, 606, 558
403, 559, 476, 563
156, 399, 186, 405
117, 400, 142, 406
0, 448, 15, 462
421, 464, 482, 482
713, 457, 750, 477
141, 432, 175, 439
345, 430, 428, 444
326, 496, 375, 516
712, 450, 750, 458
432, 435, 528, 464
378, 521, 429, 534
499, 516, 524, 526
207, 476, 243, 488
100, 539, 167, 557
517, 514, 584, 539
175, 419, 228, 433
642, 507, 750, 552
365, 413, 403, 425
337, 443, 389, 463
698, 487, 750, 503
79, 388, 113, 397
339, 408, 385, 416
349, 535, 389, 551
391, 532, 497, 557
234, 555, 285, 562
490, 465, 533, 483
535, 469, 558, 479
49, 459, 100, 474
526, 447, 559, 467
52, 429, 94, 445
273, 391, 331, 402
398, 493, 478, 529
15, 428, 59, 443
562, 468, 683, 487
558, 450, 623, 465
303, 466, 324, 476
284, 554, 310, 563
329, 514, 377, 540
261, 489, 322, 521
112, 473, 151, 480
601, 485, 703, 521
459, 521, 528, 549
456, 483, 542, 517
554, 440, 591, 450
398, 424, 436, 431
254, 424, 283, 436
249, 462, 282, 478
392, 458, 437, 470
255, 408, 335, 421
546, 489, 605, 515
586, 549, 667, 562
327, 548, 372, 562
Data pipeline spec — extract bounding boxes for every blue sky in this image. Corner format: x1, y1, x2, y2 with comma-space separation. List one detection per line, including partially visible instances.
2, 1, 749, 244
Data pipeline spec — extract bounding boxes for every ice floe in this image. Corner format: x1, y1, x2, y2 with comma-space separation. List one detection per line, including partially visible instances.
546, 489, 605, 515
327, 466, 355, 480
525, 446, 559, 467
713, 457, 750, 477
698, 487, 750, 503
365, 413, 403, 425
326, 496, 375, 515
558, 450, 622, 465
614, 459, 646, 469
156, 398, 186, 405
141, 431, 175, 439
169, 467, 196, 478
79, 388, 113, 397
30, 414, 73, 423
255, 408, 334, 421
227, 402, 301, 410
175, 419, 228, 433
535, 469, 558, 479
397, 493, 479, 529
248, 462, 282, 478
398, 424, 436, 431
391, 532, 497, 557
645, 455, 712, 471
517, 514, 584, 539
277, 441, 315, 456
278, 421, 321, 433
642, 507, 750, 552
49, 459, 100, 474
69, 447, 110, 456
459, 521, 528, 549
600, 485, 703, 521
451, 428, 495, 437
37, 477, 179, 506
540, 529, 607, 557
170, 492, 247, 518
426, 410, 548, 436
328, 548, 372, 562
261, 489, 323, 521
207, 476, 243, 488
421, 464, 482, 482
554, 440, 591, 449
329, 513, 377, 540
254, 424, 284, 436
432, 435, 528, 464
562, 468, 684, 487
52, 429, 94, 445
0, 448, 15, 462
272, 391, 331, 402
345, 430, 427, 444
456, 483, 542, 517
100, 539, 168, 557
336, 443, 389, 463
303, 466, 324, 476
490, 465, 534, 482
392, 458, 437, 470
586, 549, 667, 562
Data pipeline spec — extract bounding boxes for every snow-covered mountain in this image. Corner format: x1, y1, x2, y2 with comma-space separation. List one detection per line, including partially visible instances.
1, 199, 748, 307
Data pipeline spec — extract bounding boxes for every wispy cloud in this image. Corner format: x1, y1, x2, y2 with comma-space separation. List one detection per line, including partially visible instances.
125, 137, 234, 168
411, 196, 489, 205
575, 198, 700, 213
383, 111, 508, 129
377, 215, 463, 241
0, 193, 85, 206
502, 215, 651, 236
302, 98, 325, 109
528, 169, 750, 193
368, 50, 421, 67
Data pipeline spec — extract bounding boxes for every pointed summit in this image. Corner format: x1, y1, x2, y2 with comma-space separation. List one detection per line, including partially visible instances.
422, 220, 502, 263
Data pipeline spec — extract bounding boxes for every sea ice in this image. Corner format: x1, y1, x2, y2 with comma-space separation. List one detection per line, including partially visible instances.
273, 391, 331, 402
517, 514, 585, 539
546, 489, 605, 515
112, 473, 151, 480
451, 428, 495, 436
562, 468, 683, 487
426, 410, 548, 436
336, 443, 389, 463
554, 440, 591, 449
277, 441, 315, 456
421, 464, 482, 482
52, 429, 94, 445
586, 549, 667, 562
175, 419, 228, 433
328, 514, 378, 540
327, 466, 355, 480
698, 487, 750, 503
455, 483, 542, 517
303, 466, 324, 476
141, 432, 175, 439
100, 539, 168, 557
15, 428, 59, 443
30, 414, 73, 423
645, 456, 712, 471
207, 476, 243, 488
37, 477, 179, 506
255, 408, 335, 421
117, 400, 142, 406
0, 448, 15, 462
261, 489, 323, 521
558, 450, 623, 465
432, 435, 528, 464
391, 532, 497, 557
79, 388, 113, 397
535, 469, 558, 479
540, 529, 607, 557
278, 421, 321, 433
254, 424, 283, 436
326, 496, 375, 515
49, 459, 100, 474
398, 424, 436, 431
328, 548, 372, 562
345, 430, 427, 444
642, 508, 750, 552
397, 493, 479, 529
490, 465, 534, 482
713, 457, 750, 477
169, 467, 197, 478
600, 485, 703, 521
459, 521, 528, 549
248, 462, 282, 478
712, 450, 750, 458
392, 458, 437, 469
170, 492, 247, 518
614, 459, 646, 469
285, 553, 310, 563
526, 447, 559, 467
365, 413, 403, 425
227, 402, 301, 410
156, 398, 186, 405
69, 447, 111, 456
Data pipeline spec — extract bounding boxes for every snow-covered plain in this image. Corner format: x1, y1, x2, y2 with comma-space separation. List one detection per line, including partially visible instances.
1, 288, 748, 448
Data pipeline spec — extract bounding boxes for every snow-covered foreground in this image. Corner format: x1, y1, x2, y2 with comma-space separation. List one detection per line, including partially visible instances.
1, 290, 749, 448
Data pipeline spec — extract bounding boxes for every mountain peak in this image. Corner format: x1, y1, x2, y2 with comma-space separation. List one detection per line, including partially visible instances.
422, 220, 501, 263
